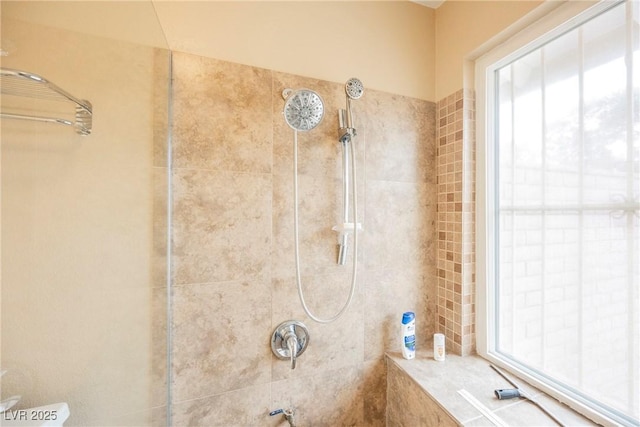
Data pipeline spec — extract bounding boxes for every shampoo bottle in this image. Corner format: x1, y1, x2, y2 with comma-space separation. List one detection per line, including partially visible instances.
401, 312, 416, 360
434, 333, 445, 361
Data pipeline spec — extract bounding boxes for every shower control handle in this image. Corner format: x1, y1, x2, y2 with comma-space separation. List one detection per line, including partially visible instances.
285, 332, 298, 369
271, 320, 309, 370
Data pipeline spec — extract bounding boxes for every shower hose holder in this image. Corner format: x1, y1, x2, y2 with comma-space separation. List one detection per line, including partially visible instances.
332, 222, 363, 265
332, 222, 363, 234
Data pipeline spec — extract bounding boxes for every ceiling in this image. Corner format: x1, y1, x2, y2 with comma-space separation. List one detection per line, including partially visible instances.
411, 0, 446, 9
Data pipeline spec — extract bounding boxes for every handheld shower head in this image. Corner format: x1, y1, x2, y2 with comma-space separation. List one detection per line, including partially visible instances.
341, 78, 364, 137
283, 88, 324, 131
345, 78, 364, 100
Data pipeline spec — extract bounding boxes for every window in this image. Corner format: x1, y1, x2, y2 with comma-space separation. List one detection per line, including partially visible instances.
476, 1, 639, 426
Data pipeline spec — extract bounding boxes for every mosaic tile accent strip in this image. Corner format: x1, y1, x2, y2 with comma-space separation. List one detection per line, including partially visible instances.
436, 88, 476, 356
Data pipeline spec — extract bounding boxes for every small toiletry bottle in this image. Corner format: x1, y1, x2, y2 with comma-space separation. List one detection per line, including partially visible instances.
434, 333, 445, 361
401, 312, 416, 360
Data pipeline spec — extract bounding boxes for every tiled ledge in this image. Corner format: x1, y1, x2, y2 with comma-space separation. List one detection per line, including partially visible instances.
386, 349, 596, 426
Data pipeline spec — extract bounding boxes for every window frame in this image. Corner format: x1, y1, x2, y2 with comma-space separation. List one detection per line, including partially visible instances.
474, 1, 635, 426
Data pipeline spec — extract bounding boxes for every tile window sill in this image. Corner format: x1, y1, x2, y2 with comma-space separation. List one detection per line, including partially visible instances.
385, 349, 596, 426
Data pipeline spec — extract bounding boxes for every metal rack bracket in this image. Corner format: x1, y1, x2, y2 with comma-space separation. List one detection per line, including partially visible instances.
1, 67, 92, 135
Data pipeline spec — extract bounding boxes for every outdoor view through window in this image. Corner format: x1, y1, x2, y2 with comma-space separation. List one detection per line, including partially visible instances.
493, 1, 639, 424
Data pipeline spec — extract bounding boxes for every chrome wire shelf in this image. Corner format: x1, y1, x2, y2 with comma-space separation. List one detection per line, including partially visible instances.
0, 67, 92, 135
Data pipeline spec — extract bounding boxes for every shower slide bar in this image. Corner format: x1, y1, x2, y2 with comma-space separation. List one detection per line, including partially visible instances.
0, 68, 92, 135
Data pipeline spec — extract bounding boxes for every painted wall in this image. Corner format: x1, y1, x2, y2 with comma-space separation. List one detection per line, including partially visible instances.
0, 1, 168, 49
168, 51, 437, 425
3, 0, 436, 102
153, 1, 436, 101
0, 18, 170, 426
4, 0, 553, 103
434, 0, 543, 100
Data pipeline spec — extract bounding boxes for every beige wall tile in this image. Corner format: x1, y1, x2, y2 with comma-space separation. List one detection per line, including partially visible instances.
171, 281, 272, 402
171, 385, 272, 427
153, 166, 169, 287
363, 91, 436, 184
363, 358, 387, 427
363, 267, 435, 361
364, 180, 434, 271
171, 52, 273, 173
169, 53, 437, 424
271, 365, 364, 427
171, 168, 272, 285
271, 274, 364, 381
386, 361, 457, 427
271, 172, 349, 280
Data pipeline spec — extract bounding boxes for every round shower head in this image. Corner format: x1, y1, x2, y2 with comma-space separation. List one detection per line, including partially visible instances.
345, 78, 364, 100
283, 89, 324, 131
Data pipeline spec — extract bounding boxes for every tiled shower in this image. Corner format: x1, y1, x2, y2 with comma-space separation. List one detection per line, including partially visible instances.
2, 13, 444, 426
0, 3, 481, 426
168, 52, 437, 426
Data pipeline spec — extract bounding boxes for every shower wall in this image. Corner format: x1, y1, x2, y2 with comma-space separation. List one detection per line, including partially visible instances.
169, 51, 437, 426
0, 18, 169, 426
